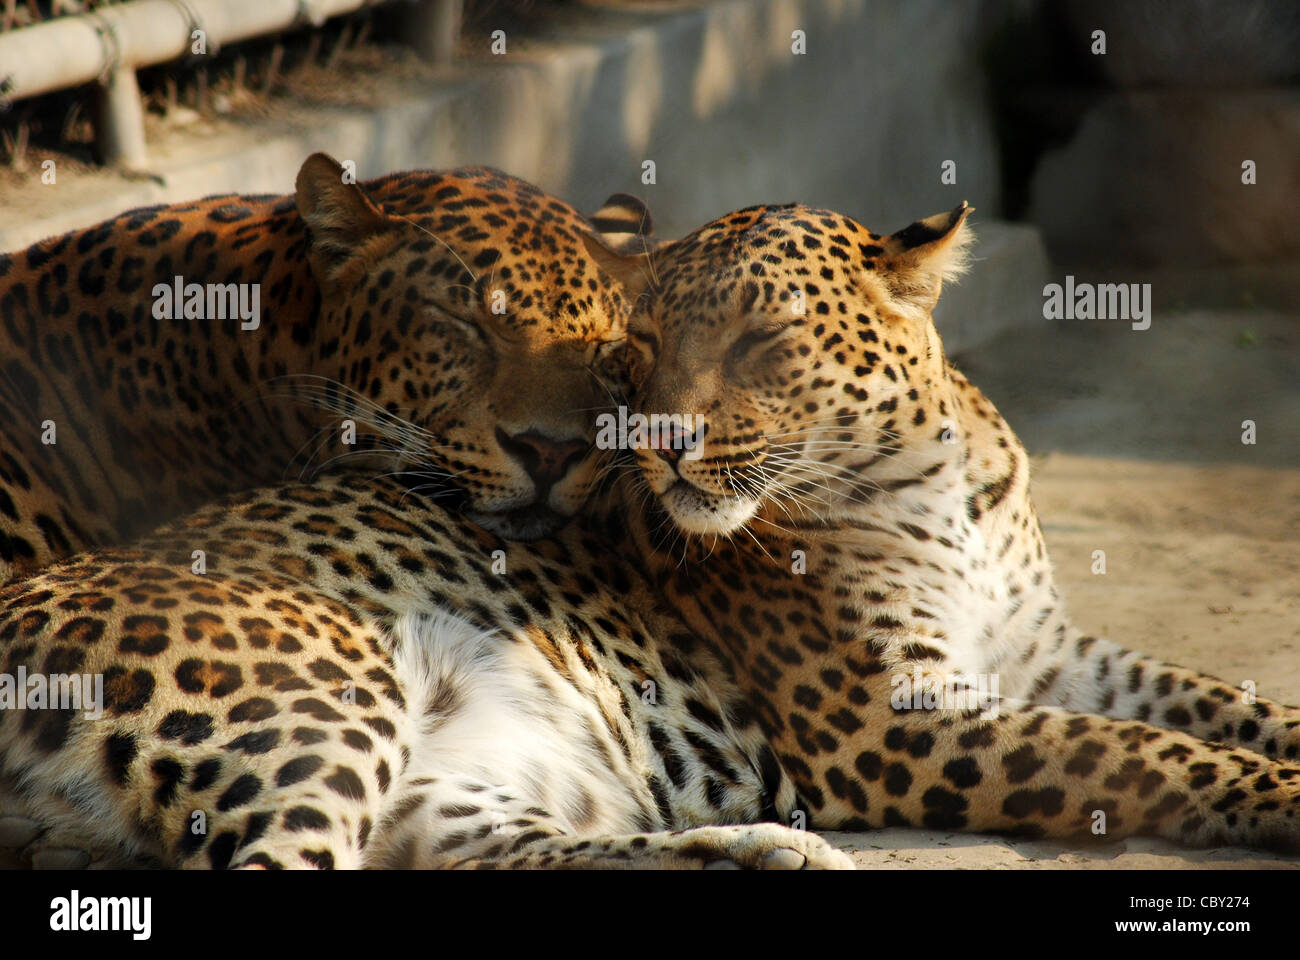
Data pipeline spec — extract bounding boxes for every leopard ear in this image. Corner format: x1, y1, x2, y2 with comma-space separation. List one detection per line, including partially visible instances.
588, 193, 654, 251
581, 231, 662, 302
295, 153, 396, 289
876, 202, 975, 316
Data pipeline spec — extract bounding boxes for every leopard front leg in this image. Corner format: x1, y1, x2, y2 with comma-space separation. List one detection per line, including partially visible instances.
786, 669, 1300, 854
464, 824, 854, 869
368, 774, 851, 870
1021, 631, 1300, 761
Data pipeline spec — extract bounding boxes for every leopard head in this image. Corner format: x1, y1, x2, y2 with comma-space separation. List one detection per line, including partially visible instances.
293, 154, 649, 540
584, 201, 973, 537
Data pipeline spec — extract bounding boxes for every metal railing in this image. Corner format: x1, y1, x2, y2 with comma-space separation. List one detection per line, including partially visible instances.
0, 0, 465, 165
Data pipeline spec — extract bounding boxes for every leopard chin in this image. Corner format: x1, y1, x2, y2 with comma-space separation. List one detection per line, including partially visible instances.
468, 503, 571, 541
658, 481, 760, 536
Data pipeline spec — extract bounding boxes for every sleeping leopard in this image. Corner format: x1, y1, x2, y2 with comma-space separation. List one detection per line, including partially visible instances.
1, 201, 1297, 867
0, 152, 646, 585
590, 199, 1300, 849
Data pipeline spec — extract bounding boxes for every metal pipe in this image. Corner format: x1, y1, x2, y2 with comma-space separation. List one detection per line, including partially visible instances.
95, 63, 149, 167
0, 0, 400, 103
404, 0, 462, 65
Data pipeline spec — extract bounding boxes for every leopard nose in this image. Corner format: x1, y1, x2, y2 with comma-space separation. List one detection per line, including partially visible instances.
656, 432, 685, 466
651, 421, 707, 466
496, 428, 589, 493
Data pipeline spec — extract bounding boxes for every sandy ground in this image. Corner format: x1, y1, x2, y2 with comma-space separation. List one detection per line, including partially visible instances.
827, 306, 1300, 869
2, 308, 1296, 870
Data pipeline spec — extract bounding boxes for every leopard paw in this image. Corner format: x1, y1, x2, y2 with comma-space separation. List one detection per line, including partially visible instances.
676, 823, 854, 870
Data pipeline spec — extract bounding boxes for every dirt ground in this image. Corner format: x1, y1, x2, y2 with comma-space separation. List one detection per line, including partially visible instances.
828, 306, 1300, 869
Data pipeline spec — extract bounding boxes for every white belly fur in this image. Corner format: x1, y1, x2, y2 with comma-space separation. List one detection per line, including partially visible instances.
386, 608, 647, 834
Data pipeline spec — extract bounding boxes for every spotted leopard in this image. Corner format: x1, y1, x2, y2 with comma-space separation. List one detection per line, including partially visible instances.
0, 153, 646, 584
589, 201, 1300, 851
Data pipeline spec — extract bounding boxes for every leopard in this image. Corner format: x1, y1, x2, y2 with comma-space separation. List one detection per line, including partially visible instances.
0, 469, 851, 870
0, 152, 650, 585
584, 200, 1300, 853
